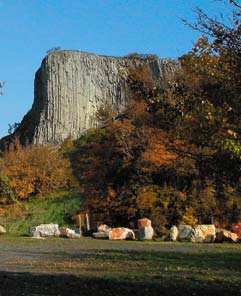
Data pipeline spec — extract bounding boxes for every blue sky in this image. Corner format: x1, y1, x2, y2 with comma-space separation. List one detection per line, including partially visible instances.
0, 0, 226, 138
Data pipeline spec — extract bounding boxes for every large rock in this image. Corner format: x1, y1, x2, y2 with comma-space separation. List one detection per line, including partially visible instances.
215, 229, 238, 243
137, 218, 152, 228
30, 223, 60, 238
169, 226, 178, 241
109, 227, 135, 240
0, 225, 6, 234
59, 227, 80, 238
191, 225, 216, 243
0, 50, 178, 147
177, 225, 194, 242
231, 222, 241, 239
138, 226, 154, 240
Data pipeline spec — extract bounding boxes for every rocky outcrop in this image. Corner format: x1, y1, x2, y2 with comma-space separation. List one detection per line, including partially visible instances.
0, 50, 177, 147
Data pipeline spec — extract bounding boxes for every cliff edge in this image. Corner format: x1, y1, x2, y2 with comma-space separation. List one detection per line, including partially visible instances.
1, 50, 177, 147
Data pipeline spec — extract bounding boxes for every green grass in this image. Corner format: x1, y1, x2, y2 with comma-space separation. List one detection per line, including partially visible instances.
0, 192, 240, 295
0, 237, 240, 295
0, 191, 82, 234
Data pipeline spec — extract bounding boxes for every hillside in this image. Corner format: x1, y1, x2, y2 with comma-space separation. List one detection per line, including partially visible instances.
0, 192, 81, 235
0, 2, 240, 236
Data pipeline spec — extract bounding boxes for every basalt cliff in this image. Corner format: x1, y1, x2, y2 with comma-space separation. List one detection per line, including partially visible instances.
1, 50, 177, 147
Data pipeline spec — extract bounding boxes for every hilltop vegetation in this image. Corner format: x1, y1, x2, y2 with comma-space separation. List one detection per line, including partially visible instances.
0, 1, 240, 234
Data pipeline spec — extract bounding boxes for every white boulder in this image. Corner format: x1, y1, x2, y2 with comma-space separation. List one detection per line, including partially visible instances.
59, 227, 80, 238
138, 226, 154, 240
170, 226, 178, 241
30, 223, 60, 238
191, 225, 216, 243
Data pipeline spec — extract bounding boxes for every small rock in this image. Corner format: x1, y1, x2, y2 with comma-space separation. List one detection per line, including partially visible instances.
97, 224, 112, 233
59, 227, 80, 238
138, 226, 154, 240
92, 232, 109, 239
137, 218, 152, 228
0, 225, 6, 235
177, 225, 194, 242
109, 227, 135, 240
191, 225, 216, 243
170, 226, 178, 241
215, 229, 238, 243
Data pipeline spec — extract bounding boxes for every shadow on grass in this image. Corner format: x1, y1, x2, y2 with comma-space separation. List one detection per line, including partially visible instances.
0, 270, 240, 296
68, 249, 241, 272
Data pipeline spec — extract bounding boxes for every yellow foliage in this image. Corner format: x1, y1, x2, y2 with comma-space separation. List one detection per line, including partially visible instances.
1, 140, 73, 200
180, 207, 198, 227
136, 185, 160, 211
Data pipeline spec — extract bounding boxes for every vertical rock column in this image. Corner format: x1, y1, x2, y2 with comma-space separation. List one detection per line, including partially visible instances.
3, 50, 178, 146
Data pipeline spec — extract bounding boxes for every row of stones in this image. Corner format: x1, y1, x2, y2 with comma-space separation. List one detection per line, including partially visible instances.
93, 218, 154, 241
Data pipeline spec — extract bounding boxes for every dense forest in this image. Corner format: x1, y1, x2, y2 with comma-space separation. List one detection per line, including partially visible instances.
0, 1, 240, 235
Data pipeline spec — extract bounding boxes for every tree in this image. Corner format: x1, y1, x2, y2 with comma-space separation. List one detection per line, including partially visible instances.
1, 140, 74, 200
0, 82, 4, 96
8, 122, 20, 135
59, 1, 241, 231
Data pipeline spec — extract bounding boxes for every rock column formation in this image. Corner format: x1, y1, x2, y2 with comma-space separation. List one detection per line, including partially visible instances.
1, 51, 178, 146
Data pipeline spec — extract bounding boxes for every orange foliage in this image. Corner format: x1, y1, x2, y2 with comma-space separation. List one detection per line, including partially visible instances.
1, 140, 73, 200
140, 130, 177, 173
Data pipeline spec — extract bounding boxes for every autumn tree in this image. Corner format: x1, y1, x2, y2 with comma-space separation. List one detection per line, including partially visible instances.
1, 140, 74, 201
60, 1, 241, 232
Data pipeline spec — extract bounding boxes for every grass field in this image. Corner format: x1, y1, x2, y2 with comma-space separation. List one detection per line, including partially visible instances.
0, 236, 240, 295
0, 191, 82, 234
0, 193, 240, 295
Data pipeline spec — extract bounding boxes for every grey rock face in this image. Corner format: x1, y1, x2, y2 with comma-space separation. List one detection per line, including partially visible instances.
138, 226, 154, 240
4, 51, 178, 146
177, 225, 194, 242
